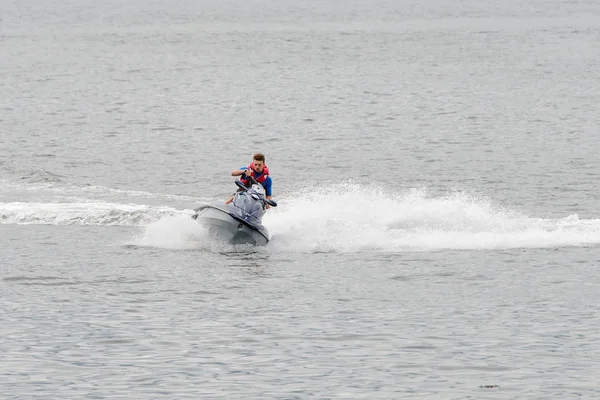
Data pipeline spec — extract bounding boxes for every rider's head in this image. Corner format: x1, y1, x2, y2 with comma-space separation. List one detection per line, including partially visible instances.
252, 153, 265, 173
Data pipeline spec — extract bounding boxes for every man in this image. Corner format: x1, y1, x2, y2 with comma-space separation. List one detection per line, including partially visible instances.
225, 153, 273, 207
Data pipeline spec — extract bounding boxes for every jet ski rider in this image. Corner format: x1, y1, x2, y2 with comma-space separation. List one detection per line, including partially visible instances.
225, 153, 273, 208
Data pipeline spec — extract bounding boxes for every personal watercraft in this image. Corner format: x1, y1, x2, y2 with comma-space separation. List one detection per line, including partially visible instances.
191, 177, 277, 245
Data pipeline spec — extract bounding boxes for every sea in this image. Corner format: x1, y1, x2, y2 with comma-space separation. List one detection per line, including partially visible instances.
2, 0, 600, 398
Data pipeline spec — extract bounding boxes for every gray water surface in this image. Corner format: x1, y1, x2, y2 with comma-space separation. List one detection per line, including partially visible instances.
2, 0, 600, 398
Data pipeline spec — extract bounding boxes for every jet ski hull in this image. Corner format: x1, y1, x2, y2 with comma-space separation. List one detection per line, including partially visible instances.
193, 205, 269, 246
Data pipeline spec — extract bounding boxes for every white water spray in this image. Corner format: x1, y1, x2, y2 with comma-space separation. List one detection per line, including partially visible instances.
4, 183, 600, 252
262, 183, 600, 252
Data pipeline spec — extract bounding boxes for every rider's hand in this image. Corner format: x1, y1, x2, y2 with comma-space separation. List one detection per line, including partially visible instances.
244, 170, 251, 177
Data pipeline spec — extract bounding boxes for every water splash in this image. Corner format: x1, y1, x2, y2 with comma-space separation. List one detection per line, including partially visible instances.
262, 183, 600, 252
132, 214, 261, 252
5, 183, 600, 253
0, 201, 184, 226
131, 214, 209, 250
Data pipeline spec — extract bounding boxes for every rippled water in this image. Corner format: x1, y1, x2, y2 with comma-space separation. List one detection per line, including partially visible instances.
2, 0, 600, 398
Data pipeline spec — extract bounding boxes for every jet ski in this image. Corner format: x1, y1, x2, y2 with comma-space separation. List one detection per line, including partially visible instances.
191, 176, 277, 246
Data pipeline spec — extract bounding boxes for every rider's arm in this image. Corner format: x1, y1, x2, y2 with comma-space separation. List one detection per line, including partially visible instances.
231, 167, 249, 176
264, 178, 273, 209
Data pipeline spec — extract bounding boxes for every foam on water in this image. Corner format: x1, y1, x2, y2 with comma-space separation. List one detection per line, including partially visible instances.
0, 201, 185, 226
4, 183, 600, 252
131, 214, 261, 252
130, 214, 210, 250
263, 183, 600, 252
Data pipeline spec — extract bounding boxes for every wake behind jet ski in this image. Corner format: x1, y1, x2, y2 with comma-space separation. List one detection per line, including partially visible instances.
192, 176, 277, 246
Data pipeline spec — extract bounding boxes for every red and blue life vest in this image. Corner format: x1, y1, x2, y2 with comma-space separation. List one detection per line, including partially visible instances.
240, 163, 270, 186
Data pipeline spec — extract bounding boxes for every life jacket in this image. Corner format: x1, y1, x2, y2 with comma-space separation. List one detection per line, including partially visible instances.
240, 163, 269, 186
